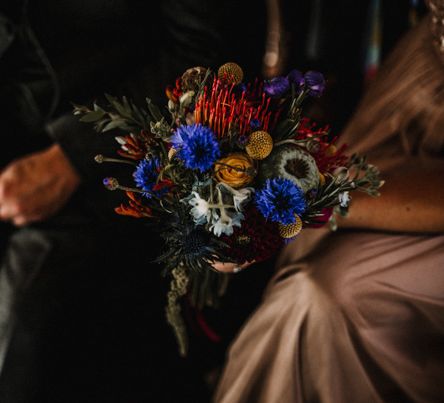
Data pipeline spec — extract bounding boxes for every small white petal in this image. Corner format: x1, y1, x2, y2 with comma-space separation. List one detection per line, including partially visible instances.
339, 191, 351, 207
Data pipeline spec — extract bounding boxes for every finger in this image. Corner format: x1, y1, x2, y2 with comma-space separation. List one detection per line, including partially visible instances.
0, 176, 20, 219
0, 198, 38, 224
213, 262, 237, 273
0, 198, 27, 220
213, 260, 256, 274
233, 260, 256, 273
12, 215, 28, 227
12, 212, 42, 227
0, 202, 15, 221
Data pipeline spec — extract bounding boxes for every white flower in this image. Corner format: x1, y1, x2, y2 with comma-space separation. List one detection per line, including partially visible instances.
217, 183, 253, 212
187, 185, 249, 235
232, 188, 253, 212
339, 191, 351, 208
188, 192, 211, 224
210, 210, 244, 237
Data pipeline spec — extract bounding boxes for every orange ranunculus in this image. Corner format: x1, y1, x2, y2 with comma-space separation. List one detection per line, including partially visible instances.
214, 153, 255, 188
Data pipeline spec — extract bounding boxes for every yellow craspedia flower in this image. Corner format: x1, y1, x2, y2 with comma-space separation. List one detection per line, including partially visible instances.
279, 214, 303, 238
218, 62, 244, 84
214, 153, 255, 188
319, 172, 326, 186
246, 131, 273, 160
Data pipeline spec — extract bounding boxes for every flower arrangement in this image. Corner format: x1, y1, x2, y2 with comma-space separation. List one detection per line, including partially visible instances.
74, 62, 383, 355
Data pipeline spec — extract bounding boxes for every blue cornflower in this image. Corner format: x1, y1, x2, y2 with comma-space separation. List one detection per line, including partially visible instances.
250, 118, 262, 130
255, 178, 306, 225
171, 124, 220, 172
133, 158, 163, 198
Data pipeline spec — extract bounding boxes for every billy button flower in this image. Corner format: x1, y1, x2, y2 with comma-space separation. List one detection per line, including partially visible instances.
214, 153, 255, 188
218, 62, 244, 85
245, 131, 274, 160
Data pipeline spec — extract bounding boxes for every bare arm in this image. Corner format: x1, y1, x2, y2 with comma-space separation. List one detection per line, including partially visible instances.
338, 158, 444, 233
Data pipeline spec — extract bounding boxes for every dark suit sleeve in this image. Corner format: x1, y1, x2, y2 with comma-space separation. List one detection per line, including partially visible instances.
44, 0, 267, 186
0, 13, 55, 167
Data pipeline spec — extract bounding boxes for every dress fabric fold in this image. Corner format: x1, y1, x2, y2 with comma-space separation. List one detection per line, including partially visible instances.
215, 14, 444, 403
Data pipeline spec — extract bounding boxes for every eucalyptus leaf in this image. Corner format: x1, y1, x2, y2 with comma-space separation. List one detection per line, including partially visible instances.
146, 98, 164, 122
107, 94, 134, 119
79, 110, 106, 122
102, 119, 129, 132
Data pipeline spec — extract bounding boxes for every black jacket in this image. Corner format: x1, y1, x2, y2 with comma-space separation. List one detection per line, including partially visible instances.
0, 0, 266, 221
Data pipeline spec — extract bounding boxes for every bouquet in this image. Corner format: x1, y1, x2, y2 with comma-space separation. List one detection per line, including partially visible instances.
74, 62, 383, 355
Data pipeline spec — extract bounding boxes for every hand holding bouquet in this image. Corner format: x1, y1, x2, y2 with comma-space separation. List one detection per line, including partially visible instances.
74, 62, 383, 355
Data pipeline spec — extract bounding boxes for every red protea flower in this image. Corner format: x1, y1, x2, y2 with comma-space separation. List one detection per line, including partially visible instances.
312, 140, 348, 174
295, 117, 329, 141
295, 118, 349, 173
194, 77, 276, 138
221, 206, 284, 264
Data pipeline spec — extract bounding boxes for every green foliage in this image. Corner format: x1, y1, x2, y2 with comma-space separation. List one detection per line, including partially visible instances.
303, 154, 384, 225
73, 94, 163, 133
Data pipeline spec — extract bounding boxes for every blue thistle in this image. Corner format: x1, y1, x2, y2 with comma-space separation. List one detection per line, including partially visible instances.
255, 178, 306, 225
133, 158, 164, 198
171, 124, 220, 172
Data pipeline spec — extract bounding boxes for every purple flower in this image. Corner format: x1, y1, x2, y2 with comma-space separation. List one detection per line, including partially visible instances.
287, 69, 305, 88
304, 71, 326, 97
263, 76, 290, 97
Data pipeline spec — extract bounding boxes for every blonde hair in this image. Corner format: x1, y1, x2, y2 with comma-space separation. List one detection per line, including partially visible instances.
341, 16, 444, 161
